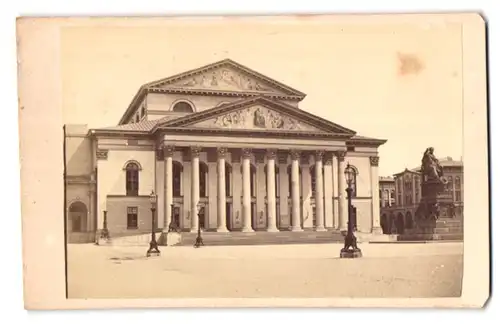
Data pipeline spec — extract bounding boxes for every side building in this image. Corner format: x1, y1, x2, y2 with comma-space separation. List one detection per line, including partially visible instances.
379, 156, 463, 235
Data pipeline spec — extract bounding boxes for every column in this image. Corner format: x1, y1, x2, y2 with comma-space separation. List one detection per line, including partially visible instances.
301, 155, 312, 229
278, 153, 289, 228
266, 149, 278, 232
217, 147, 228, 232
241, 148, 253, 232
370, 156, 383, 234
314, 151, 326, 231
190, 146, 201, 232
290, 150, 302, 231
323, 152, 334, 228
164, 146, 174, 230
336, 151, 348, 231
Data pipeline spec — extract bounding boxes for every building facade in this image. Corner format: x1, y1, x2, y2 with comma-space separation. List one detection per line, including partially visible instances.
64, 59, 387, 243
379, 157, 463, 234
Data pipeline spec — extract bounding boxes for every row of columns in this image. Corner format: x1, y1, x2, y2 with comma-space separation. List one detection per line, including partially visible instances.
161, 146, 379, 233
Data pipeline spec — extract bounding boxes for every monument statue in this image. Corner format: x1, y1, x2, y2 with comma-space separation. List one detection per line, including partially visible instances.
415, 147, 453, 221
420, 147, 447, 184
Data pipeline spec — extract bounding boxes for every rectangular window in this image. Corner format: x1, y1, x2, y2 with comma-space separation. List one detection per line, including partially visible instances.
127, 207, 138, 229
455, 191, 461, 202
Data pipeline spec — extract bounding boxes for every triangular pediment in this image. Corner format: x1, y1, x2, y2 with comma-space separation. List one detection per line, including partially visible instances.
145, 59, 306, 98
157, 97, 357, 135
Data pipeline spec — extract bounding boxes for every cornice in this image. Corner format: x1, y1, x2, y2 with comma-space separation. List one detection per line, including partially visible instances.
148, 87, 303, 101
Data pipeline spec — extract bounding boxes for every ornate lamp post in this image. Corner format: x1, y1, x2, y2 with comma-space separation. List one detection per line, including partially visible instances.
146, 190, 161, 257
101, 210, 110, 240
194, 202, 204, 248
340, 163, 363, 258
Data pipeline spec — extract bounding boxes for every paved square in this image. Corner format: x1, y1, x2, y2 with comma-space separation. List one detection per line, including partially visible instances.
67, 242, 463, 299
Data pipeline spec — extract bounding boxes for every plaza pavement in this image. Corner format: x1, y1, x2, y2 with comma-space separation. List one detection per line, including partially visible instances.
67, 242, 463, 299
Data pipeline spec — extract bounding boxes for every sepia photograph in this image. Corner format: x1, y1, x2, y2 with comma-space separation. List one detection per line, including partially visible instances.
17, 13, 489, 309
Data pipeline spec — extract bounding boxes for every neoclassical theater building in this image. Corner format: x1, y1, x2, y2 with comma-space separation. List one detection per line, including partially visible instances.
64, 59, 387, 243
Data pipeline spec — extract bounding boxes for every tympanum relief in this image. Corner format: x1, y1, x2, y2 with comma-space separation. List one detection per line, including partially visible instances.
190, 105, 321, 132
168, 68, 281, 94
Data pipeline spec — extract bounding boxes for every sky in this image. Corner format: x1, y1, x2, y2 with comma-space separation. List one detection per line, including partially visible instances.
60, 17, 464, 176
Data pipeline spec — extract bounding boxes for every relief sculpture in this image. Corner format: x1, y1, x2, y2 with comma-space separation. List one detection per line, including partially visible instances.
173, 68, 273, 92
210, 106, 315, 131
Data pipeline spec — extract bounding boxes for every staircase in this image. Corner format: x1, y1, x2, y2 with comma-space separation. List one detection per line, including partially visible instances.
172, 229, 345, 247
397, 217, 463, 241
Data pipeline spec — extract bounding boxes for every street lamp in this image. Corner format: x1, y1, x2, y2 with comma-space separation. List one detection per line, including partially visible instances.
146, 190, 161, 257
340, 163, 363, 258
193, 202, 204, 248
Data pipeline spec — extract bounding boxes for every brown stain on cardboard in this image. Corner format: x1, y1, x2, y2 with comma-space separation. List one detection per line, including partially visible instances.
397, 52, 424, 76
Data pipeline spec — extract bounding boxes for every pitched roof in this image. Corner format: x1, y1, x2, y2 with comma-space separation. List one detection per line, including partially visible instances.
118, 58, 307, 125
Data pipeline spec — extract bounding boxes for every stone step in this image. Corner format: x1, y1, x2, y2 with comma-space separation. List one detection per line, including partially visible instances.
397, 233, 463, 241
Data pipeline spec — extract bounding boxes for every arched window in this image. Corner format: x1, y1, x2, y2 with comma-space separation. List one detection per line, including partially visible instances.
68, 201, 87, 232
200, 162, 209, 198
287, 165, 303, 197
446, 176, 453, 191
225, 163, 232, 197
172, 101, 194, 113
264, 165, 279, 198
173, 161, 183, 197
125, 162, 140, 196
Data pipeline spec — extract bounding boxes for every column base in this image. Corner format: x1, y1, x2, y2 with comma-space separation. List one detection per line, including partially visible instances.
291, 226, 303, 232
266, 227, 279, 232
216, 227, 229, 233
241, 227, 255, 233
314, 226, 327, 232
190, 228, 198, 233
371, 227, 383, 235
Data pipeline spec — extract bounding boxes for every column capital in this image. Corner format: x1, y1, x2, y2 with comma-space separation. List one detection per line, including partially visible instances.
242, 148, 253, 159
266, 149, 277, 160
191, 146, 202, 157
335, 150, 347, 162
96, 149, 108, 160
156, 147, 164, 161
370, 156, 380, 166
278, 152, 288, 164
290, 150, 301, 161
217, 147, 228, 158
323, 152, 334, 165
314, 150, 325, 162
163, 145, 175, 157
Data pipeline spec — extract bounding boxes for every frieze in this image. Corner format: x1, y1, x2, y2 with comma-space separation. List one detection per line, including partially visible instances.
171, 67, 275, 93
370, 156, 380, 166
96, 149, 108, 160
191, 105, 320, 132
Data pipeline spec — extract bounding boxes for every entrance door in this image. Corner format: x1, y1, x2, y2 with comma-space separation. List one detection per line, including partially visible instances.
173, 206, 181, 228
251, 202, 256, 230
225, 202, 232, 231
199, 206, 206, 229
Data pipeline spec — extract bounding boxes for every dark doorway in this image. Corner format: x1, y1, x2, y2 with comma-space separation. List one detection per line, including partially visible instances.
225, 203, 232, 231
199, 206, 206, 229
173, 206, 181, 228
251, 202, 256, 230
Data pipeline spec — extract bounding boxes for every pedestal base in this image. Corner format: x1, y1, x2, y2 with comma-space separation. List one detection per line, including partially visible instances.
340, 248, 363, 258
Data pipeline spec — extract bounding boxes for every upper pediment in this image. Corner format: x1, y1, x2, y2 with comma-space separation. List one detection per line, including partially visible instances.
156, 96, 357, 136
145, 59, 306, 98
